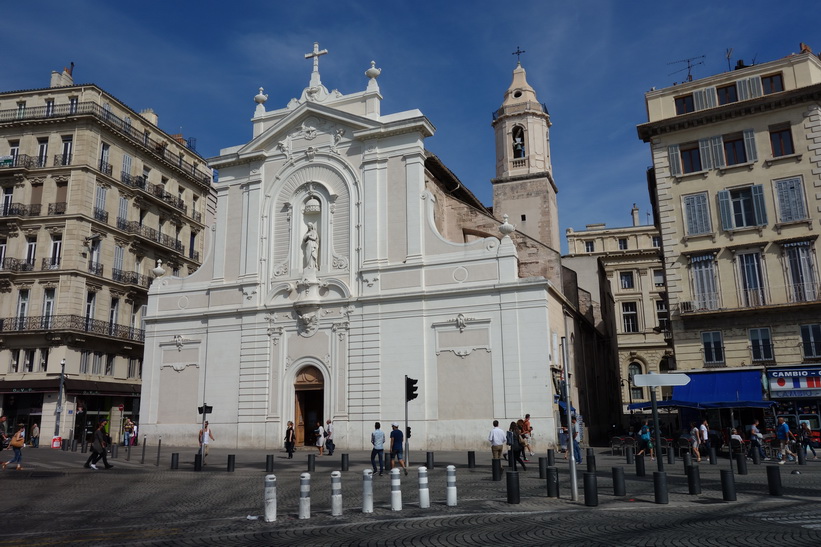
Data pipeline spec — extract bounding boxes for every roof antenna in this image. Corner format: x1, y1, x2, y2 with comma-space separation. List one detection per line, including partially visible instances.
667, 55, 705, 82
725, 48, 733, 72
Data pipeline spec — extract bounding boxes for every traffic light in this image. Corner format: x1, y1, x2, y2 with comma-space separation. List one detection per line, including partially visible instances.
406, 426, 412, 439
405, 377, 419, 401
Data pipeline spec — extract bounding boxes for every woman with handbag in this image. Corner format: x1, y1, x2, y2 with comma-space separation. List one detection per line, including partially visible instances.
3, 423, 25, 470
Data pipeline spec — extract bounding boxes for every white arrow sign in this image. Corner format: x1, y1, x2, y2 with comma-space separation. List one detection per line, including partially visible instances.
632, 373, 691, 387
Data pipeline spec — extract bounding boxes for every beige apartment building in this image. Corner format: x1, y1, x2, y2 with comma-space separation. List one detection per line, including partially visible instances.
565, 205, 673, 425
0, 67, 214, 445
638, 47, 821, 431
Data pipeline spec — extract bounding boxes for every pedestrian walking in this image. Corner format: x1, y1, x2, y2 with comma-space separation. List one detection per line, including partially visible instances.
571, 416, 583, 464
389, 422, 408, 475
325, 419, 335, 456
637, 420, 654, 461
123, 418, 135, 446
2, 423, 25, 470
689, 422, 702, 462
84, 420, 113, 470
30, 422, 40, 448
748, 419, 767, 460
776, 417, 796, 464
523, 413, 534, 456
198, 421, 215, 465
488, 420, 506, 460
371, 422, 385, 475
699, 419, 710, 452
799, 422, 817, 459
315, 421, 325, 456
284, 421, 296, 459
517, 419, 530, 461
506, 421, 527, 471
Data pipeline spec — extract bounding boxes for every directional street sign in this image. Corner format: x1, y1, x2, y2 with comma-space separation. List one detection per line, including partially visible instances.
632, 373, 691, 387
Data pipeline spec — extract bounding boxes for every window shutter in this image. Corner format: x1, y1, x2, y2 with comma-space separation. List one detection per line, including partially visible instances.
704, 87, 717, 108
698, 139, 713, 170
114, 245, 124, 271
710, 136, 725, 168
748, 76, 763, 98
718, 189, 733, 231
743, 129, 757, 162
118, 196, 129, 221
95, 186, 107, 211
776, 178, 806, 222
738, 76, 763, 100
751, 184, 768, 225
668, 145, 681, 176
685, 193, 710, 235
694, 89, 706, 111
122, 154, 132, 178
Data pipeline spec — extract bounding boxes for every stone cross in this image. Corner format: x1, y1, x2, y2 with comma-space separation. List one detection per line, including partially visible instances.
305, 42, 328, 72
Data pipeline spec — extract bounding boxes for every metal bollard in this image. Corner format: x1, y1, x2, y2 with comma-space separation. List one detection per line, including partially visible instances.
71, 439, 78, 452
798, 446, 807, 465
683, 452, 692, 469
539, 457, 548, 479
140, 436, 147, 464
583, 472, 598, 507
767, 465, 783, 496
362, 469, 374, 513
170, 453, 179, 470
587, 455, 596, 474
653, 472, 668, 504
126, 444, 131, 461
194, 453, 202, 472
156, 437, 162, 467
341, 453, 349, 472
467, 451, 476, 468
626, 445, 634, 465
736, 453, 748, 475
299, 473, 311, 519
81, 441, 87, 454
426, 451, 434, 470
307, 454, 315, 472
446, 465, 457, 507
635, 454, 646, 477
331, 471, 342, 517
418, 466, 430, 509
586, 447, 595, 461
390, 468, 402, 511
547, 449, 555, 467
111, 444, 118, 459
492, 458, 503, 481
264, 474, 277, 522
506, 470, 520, 504
612, 466, 626, 496
667, 446, 675, 465
721, 469, 736, 501
547, 466, 559, 498
751, 447, 761, 465
266, 454, 274, 473
227, 454, 235, 472
687, 465, 701, 495
708, 447, 717, 465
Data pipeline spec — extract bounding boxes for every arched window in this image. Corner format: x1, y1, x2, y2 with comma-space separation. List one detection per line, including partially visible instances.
627, 362, 644, 400
512, 126, 525, 158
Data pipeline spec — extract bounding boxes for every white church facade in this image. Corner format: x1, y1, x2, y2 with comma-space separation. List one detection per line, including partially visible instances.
138, 45, 613, 451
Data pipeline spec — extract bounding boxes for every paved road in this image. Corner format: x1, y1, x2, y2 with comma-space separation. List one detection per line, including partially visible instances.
2, 444, 820, 545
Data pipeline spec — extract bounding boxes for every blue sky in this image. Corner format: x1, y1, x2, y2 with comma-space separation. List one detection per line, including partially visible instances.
2, 1, 816, 252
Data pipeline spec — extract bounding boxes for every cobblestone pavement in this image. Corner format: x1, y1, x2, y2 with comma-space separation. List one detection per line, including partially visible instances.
2, 445, 820, 545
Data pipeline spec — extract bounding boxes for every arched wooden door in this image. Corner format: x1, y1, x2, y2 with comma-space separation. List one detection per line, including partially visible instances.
294, 365, 324, 446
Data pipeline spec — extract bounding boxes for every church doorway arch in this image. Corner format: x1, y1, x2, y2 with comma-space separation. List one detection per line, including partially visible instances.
294, 365, 324, 447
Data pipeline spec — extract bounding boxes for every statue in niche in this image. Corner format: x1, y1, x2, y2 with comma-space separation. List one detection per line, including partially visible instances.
303, 222, 319, 270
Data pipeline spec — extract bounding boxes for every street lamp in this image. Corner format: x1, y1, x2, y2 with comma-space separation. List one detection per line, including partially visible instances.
53, 358, 66, 448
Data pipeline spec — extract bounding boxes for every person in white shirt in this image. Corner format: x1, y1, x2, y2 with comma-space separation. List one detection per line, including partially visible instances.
488, 420, 507, 460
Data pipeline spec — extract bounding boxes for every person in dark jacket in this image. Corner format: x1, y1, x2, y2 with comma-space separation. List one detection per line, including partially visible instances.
506, 421, 527, 471
84, 420, 113, 469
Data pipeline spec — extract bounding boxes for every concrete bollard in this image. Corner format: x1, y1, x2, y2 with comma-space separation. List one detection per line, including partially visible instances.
547, 449, 555, 467
653, 471, 668, 504
307, 454, 315, 472
299, 473, 311, 519
111, 444, 119, 459
446, 465, 457, 507
506, 471, 520, 504
736, 453, 748, 475
264, 474, 277, 522
767, 465, 783, 496
170, 453, 179, 470
140, 436, 146, 464
266, 454, 274, 473
721, 469, 736, 501
612, 467, 626, 497
467, 451, 476, 468
390, 468, 402, 511
635, 454, 646, 477
341, 453, 349, 472
227, 454, 235, 472
156, 436, 162, 467
418, 466, 430, 509
426, 451, 435, 470
539, 457, 548, 479
626, 445, 634, 465
686, 465, 701, 495
362, 469, 374, 513
330, 471, 342, 517
708, 447, 717, 465
492, 458, 503, 481
583, 472, 598, 507
547, 466, 559, 498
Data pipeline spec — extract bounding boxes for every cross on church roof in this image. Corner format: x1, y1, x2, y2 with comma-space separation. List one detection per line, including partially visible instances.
305, 42, 328, 72
512, 46, 526, 63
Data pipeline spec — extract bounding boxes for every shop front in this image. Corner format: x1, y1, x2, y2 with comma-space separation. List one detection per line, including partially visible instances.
766, 366, 821, 441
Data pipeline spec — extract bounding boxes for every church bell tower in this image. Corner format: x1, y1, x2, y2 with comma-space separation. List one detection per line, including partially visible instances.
491, 60, 559, 251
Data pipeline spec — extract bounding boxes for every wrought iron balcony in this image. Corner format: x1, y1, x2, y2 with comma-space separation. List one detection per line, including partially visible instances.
148, 182, 187, 213
189, 249, 200, 261
41, 257, 61, 270
93, 208, 109, 223
88, 261, 104, 276
112, 268, 152, 288
53, 154, 72, 167
1, 203, 41, 217
48, 202, 67, 215
0, 153, 33, 169
117, 220, 184, 253
192, 210, 202, 223
1, 257, 36, 272
99, 161, 113, 177
788, 282, 821, 304
0, 314, 144, 342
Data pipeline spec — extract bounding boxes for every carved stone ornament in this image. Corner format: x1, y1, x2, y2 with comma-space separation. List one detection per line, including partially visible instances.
268, 326, 284, 345
276, 139, 291, 160
173, 334, 191, 350
305, 147, 316, 161
297, 308, 319, 337
161, 363, 198, 373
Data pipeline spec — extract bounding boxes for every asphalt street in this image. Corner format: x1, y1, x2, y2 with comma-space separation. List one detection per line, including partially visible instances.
2, 443, 820, 546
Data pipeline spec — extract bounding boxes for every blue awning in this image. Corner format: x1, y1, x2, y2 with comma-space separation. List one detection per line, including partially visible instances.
557, 401, 576, 412
673, 370, 766, 407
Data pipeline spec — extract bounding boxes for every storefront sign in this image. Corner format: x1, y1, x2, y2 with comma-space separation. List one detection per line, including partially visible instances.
768, 366, 821, 397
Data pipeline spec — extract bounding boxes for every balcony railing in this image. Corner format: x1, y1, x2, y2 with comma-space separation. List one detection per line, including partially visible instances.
789, 282, 821, 304
53, 154, 72, 167
1, 203, 41, 217
93, 208, 109, 223
41, 257, 61, 270
148, 182, 187, 214
192, 210, 202, 223
0, 314, 144, 342
1, 257, 36, 272
117, 220, 184, 253
0, 101, 211, 186
0, 153, 34, 169
99, 161, 113, 177
679, 294, 720, 314
741, 288, 767, 307
112, 268, 152, 288
88, 261, 104, 276
48, 202, 67, 215
189, 249, 200, 262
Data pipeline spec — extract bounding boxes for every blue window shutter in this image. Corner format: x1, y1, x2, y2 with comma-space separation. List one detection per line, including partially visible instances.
751, 184, 768, 225
698, 139, 713, 170
685, 193, 710, 235
668, 145, 681, 176
776, 178, 805, 222
743, 129, 757, 162
718, 190, 733, 231
684, 196, 697, 235
710, 136, 725, 168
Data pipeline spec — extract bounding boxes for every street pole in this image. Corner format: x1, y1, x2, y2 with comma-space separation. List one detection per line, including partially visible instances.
53, 358, 66, 444
404, 375, 409, 466
561, 337, 578, 501
650, 387, 664, 472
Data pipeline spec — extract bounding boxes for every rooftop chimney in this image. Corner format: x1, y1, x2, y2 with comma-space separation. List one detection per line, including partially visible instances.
631, 203, 640, 226
140, 108, 158, 126
49, 62, 75, 88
